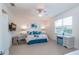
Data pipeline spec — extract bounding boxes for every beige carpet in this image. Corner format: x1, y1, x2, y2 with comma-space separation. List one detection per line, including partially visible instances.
9, 40, 76, 55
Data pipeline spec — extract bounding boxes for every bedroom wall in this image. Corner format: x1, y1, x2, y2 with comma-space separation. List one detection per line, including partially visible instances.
0, 3, 12, 54
54, 5, 79, 49
11, 15, 55, 40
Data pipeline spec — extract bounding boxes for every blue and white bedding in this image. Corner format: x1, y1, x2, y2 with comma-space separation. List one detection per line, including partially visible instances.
26, 31, 48, 45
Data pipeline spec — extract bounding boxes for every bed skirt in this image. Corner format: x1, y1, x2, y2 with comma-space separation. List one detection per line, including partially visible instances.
27, 39, 48, 45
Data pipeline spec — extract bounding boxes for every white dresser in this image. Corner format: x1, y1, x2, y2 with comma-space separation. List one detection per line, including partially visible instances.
63, 36, 74, 48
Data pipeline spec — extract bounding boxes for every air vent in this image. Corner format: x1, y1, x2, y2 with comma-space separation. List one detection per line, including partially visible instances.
10, 3, 15, 6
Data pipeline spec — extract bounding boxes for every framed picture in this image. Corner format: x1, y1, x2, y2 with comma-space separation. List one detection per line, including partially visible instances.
31, 24, 37, 28
9, 22, 16, 31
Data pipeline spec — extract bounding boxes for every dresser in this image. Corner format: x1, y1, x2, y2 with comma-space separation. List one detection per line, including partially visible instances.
57, 35, 74, 48
63, 36, 74, 48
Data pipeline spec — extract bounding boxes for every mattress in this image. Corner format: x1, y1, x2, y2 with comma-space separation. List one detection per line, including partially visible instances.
26, 34, 48, 42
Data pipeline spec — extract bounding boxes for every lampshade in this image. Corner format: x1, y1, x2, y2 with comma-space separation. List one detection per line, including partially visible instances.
21, 25, 27, 30
41, 26, 45, 29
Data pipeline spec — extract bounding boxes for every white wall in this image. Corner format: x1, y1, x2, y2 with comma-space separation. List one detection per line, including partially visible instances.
46, 17, 55, 40
0, 3, 12, 54
55, 6, 79, 49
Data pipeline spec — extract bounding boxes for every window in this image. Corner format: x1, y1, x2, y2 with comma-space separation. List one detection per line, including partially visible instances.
55, 16, 72, 36
55, 19, 63, 35
55, 19, 62, 27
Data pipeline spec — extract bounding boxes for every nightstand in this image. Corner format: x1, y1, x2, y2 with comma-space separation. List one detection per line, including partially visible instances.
57, 35, 63, 45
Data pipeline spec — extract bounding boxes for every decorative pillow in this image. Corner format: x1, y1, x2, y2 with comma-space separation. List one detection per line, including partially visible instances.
34, 35, 39, 37
27, 31, 42, 35
33, 31, 42, 35
27, 31, 33, 35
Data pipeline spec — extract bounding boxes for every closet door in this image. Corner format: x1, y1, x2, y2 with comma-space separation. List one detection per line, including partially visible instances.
0, 16, 4, 52
0, 14, 11, 54
0, 15, 8, 51
2, 14, 9, 50
0, 4, 3, 53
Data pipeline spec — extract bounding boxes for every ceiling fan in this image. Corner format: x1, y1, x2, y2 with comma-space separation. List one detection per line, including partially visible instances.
36, 4, 47, 17
36, 7, 46, 13
36, 8, 46, 17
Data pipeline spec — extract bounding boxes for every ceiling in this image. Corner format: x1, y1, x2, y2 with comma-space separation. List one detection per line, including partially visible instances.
5, 3, 79, 17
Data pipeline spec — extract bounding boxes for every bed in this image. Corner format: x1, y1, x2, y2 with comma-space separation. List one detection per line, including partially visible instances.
26, 31, 48, 45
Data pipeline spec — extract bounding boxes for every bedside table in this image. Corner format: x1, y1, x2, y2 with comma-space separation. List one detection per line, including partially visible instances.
57, 35, 63, 45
